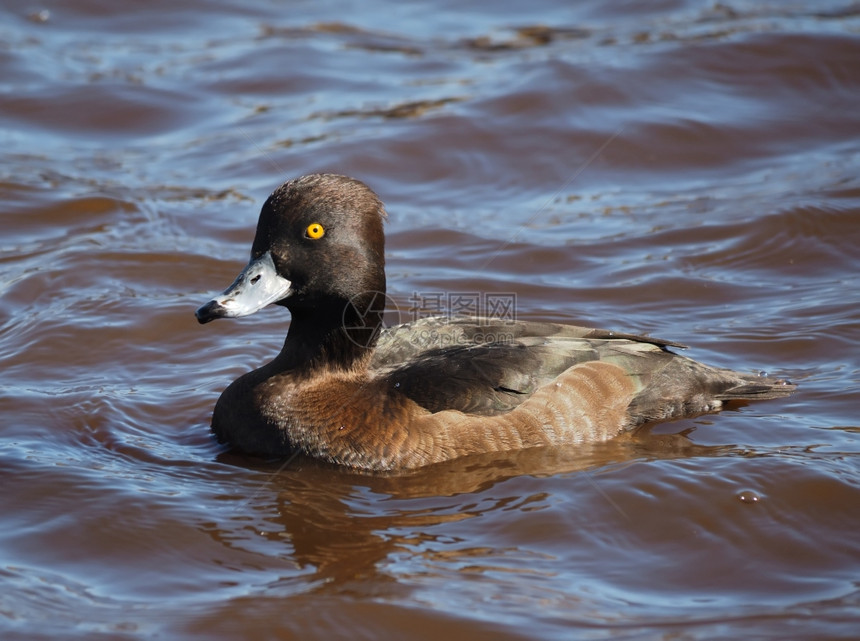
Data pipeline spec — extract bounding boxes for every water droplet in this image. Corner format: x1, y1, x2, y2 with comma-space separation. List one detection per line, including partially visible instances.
737, 490, 760, 504
29, 9, 50, 23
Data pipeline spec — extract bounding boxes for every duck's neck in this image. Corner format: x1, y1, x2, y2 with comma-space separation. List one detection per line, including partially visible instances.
274, 295, 384, 375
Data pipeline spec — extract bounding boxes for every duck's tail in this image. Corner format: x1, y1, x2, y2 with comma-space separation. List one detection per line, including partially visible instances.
623, 353, 796, 427
715, 374, 797, 401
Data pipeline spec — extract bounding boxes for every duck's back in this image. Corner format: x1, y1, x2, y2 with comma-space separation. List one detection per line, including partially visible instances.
372, 317, 794, 425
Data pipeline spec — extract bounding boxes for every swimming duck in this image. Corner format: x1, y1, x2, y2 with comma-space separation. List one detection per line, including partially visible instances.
196, 174, 794, 471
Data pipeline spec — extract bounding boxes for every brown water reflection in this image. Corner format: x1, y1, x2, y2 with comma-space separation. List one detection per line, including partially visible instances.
231, 431, 724, 580
1, 1, 859, 640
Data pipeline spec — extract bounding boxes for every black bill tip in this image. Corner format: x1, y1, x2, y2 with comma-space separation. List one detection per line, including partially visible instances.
195, 300, 226, 324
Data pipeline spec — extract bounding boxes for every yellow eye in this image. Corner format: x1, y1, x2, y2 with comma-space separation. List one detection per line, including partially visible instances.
305, 223, 325, 239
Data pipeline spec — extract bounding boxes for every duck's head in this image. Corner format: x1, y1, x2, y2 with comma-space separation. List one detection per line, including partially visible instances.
196, 174, 387, 325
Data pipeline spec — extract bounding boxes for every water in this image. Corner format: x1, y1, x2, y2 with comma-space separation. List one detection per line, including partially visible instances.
1, 1, 859, 639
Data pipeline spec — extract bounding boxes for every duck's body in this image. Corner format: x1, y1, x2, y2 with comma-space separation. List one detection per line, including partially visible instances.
196, 174, 794, 472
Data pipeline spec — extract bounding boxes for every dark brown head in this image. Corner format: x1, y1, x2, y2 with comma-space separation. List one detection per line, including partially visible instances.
195, 174, 387, 326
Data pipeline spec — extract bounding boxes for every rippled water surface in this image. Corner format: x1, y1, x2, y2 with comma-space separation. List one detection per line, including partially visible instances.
2, 1, 859, 639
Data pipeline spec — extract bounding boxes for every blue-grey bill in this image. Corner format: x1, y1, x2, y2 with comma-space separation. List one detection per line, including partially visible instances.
196, 252, 292, 324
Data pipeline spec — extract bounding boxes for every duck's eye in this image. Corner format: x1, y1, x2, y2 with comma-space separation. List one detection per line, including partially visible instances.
305, 223, 325, 240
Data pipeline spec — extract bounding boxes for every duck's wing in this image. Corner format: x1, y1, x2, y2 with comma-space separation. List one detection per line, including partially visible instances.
371, 317, 678, 415
372, 316, 683, 365
372, 316, 794, 420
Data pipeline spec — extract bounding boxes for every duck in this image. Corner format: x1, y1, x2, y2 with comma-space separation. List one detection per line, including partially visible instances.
195, 173, 795, 472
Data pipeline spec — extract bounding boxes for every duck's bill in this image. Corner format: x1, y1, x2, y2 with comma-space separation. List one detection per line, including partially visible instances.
195, 252, 292, 324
